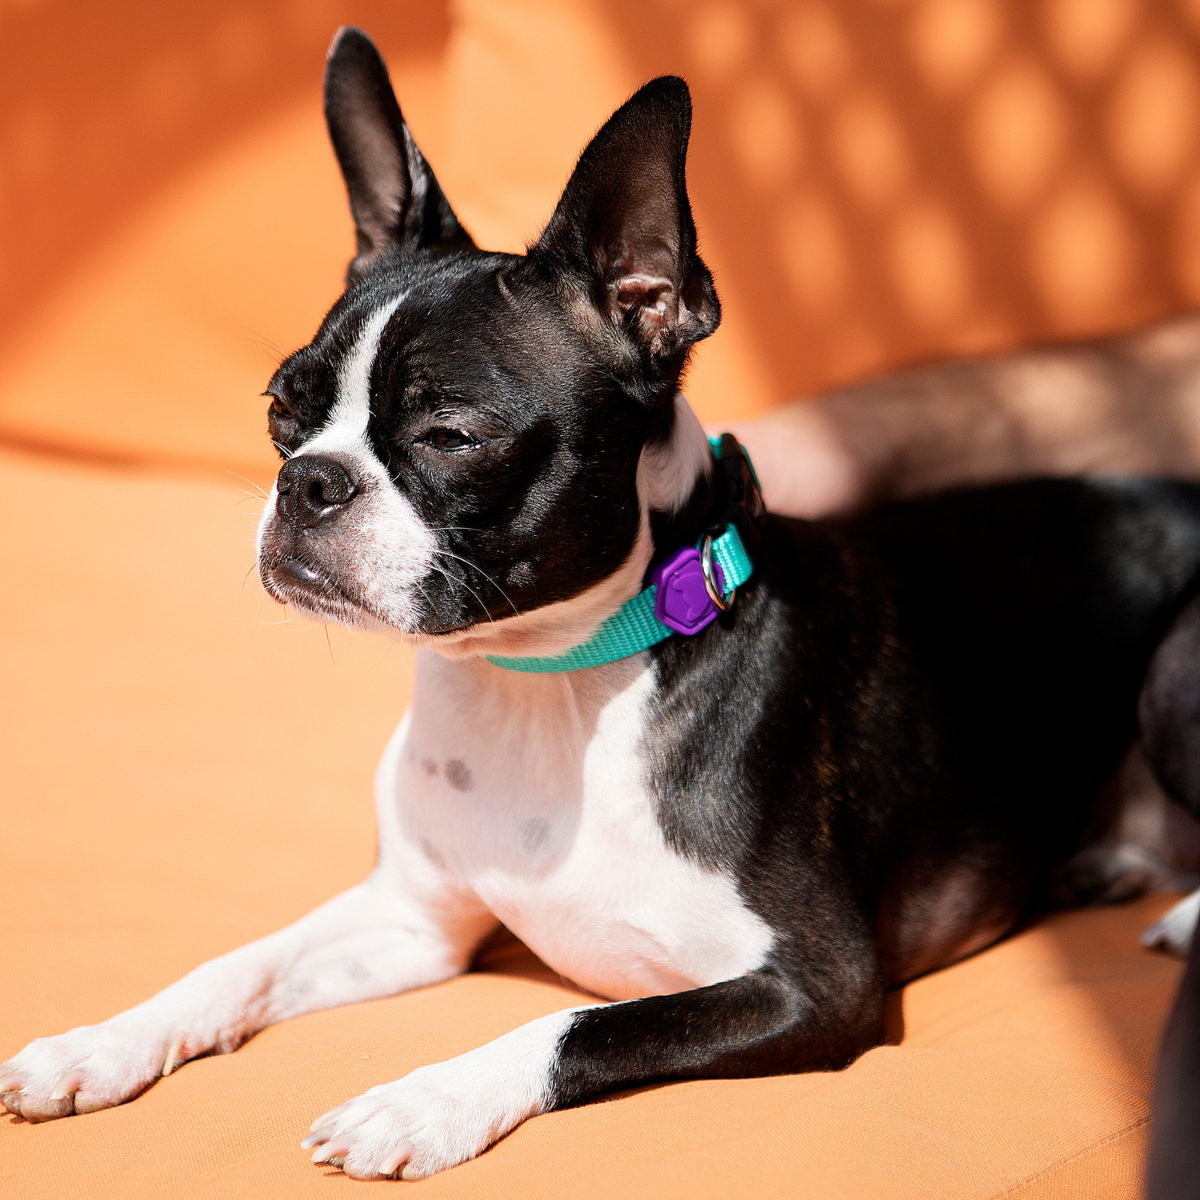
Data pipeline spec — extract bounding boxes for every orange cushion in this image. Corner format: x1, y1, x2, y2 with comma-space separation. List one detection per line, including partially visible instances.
0, 446, 1184, 1198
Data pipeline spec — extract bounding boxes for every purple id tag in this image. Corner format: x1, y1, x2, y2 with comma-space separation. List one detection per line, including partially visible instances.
651, 546, 724, 636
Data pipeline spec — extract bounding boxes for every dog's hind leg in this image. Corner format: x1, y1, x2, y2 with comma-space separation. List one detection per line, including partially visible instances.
1049, 743, 1200, 911
1137, 589, 1200, 1200
1139, 590, 1200, 954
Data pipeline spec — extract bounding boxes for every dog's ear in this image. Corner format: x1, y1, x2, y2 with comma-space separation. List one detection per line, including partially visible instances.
324, 27, 472, 284
531, 76, 720, 376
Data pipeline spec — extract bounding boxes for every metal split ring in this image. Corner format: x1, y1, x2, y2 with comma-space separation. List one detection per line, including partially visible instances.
701, 534, 734, 611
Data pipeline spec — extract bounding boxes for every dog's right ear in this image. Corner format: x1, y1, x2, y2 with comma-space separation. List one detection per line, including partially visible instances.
530, 76, 720, 384
324, 27, 472, 285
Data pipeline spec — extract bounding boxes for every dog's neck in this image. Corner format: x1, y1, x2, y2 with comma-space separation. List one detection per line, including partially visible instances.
420, 393, 713, 665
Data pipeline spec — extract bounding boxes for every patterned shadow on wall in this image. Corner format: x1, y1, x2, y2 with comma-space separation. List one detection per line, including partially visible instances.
0, 0, 450, 349
609, 0, 1200, 400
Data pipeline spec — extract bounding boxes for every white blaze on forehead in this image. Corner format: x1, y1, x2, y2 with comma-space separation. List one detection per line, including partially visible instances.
305, 294, 406, 456
258, 289, 442, 634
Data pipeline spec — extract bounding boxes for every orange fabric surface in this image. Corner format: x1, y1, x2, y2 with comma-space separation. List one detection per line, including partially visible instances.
0, 446, 1187, 1198
4, 2, 1200, 1197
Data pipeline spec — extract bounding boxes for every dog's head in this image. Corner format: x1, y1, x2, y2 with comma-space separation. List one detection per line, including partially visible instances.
257, 27, 721, 659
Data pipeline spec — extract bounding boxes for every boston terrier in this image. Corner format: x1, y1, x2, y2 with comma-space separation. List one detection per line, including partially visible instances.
6, 27, 1200, 1182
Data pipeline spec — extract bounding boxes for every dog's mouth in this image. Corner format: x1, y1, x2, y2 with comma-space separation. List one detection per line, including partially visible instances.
260, 555, 473, 638
261, 555, 384, 627
269, 557, 329, 594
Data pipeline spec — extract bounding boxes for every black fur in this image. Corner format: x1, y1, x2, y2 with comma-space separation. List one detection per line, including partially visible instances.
1148, 934, 1200, 1200
324, 27, 472, 283
274, 30, 1200, 1134
1141, 592, 1200, 1200
549, 480, 1200, 1099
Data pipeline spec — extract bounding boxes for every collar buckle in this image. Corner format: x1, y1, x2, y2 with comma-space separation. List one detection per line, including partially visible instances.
650, 542, 726, 635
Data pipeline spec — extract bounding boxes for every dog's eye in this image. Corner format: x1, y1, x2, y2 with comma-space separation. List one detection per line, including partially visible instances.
421, 427, 483, 452
265, 394, 305, 461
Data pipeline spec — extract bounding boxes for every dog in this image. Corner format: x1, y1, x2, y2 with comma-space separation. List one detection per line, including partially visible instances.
6, 27, 1200, 1183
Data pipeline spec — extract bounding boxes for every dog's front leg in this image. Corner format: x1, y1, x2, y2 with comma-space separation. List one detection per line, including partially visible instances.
303, 968, 884, 1180
0, 869, 495, 1122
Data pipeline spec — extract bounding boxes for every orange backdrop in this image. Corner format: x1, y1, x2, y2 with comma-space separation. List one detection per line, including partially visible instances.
3, 0, 1200, 483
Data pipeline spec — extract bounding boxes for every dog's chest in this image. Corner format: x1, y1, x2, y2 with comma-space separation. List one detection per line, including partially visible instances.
385, 653, 774, 1001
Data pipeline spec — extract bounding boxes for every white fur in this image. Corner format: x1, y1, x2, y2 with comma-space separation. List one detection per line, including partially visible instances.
2, 386, 758, 1175
304, 1008, 582, 1179
332, 302, 404, 439
638, 392, 712, 517
1142, 887, 1200, 956
255, 294, 440, 633
392, 653, 775, 1000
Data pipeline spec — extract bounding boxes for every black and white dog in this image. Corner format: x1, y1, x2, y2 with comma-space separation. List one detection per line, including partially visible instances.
6, 28, 1200, 1183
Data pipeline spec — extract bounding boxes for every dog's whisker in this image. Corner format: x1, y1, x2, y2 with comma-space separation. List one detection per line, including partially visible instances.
240, 324, 288, 363
429, 563, 495, 626
225, 470, 269, 499
431, 549, 519, 616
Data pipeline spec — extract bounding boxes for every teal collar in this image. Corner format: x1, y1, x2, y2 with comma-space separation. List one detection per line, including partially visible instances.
486, 436, 758, 674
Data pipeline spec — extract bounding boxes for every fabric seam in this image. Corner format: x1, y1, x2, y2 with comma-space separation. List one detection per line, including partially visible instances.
994, 1114, 1150, 1199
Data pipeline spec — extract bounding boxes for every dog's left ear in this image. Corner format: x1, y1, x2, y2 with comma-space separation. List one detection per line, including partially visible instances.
324, 27, 472, 284
531, 77, 720, 376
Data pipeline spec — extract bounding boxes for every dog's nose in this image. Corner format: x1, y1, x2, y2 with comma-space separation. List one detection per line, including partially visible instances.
275, 455, 359, 527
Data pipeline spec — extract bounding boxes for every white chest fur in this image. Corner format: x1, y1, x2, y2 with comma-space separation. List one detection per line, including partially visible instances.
374, 651, 774, 1001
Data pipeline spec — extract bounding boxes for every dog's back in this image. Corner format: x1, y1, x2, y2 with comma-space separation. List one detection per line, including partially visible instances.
647, 479, 1200, 983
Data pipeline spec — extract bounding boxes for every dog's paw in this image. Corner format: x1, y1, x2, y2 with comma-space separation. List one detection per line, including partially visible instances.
0, 1021, 184, 1122
302, 1073, 506, 1180
1142, 888, 1200, 957
302, 1011, 575, 1179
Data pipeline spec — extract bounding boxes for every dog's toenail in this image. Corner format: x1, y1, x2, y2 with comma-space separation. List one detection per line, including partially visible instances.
162, 1035, 185, 1077
380, 1150, 408, 1176
49, 1071, 84, 1102
313, 1140, 352, 1164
